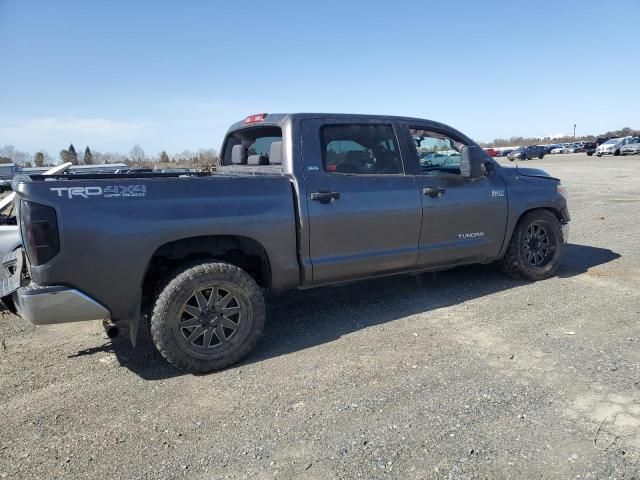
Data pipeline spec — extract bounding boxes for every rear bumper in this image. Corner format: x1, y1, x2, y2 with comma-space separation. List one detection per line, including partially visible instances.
12, 284, 110, 325
0, 249, 110, 325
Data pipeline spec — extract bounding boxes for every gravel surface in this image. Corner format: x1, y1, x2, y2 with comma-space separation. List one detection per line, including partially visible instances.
1, 154, 639, 479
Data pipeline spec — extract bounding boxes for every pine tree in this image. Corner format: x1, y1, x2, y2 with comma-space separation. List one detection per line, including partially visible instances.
160, 150, 170, 163
34, 152, 45, 167
68, 144, 78, 164
60, 144, 79, 165
84, 146, 93, 165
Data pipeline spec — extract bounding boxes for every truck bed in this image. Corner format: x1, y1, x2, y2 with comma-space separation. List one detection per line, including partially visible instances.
13, 173, 301, 321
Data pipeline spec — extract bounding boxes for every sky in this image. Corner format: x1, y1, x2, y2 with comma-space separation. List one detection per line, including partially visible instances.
1, 0, 639, 156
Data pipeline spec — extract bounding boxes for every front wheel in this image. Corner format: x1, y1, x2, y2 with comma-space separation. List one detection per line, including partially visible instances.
150, 261, 265, 373
614, 149, 620, 156
500, 210, 563, 280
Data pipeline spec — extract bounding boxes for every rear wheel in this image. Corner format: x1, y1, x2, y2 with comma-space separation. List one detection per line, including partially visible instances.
500, 210, 562, 280
538, 153, 544, 159
150, 261, 265, 373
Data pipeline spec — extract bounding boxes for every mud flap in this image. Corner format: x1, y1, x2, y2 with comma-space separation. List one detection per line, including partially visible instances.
129, 314, 140, 348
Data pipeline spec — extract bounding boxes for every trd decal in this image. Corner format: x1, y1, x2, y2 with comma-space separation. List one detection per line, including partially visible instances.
50, 185, 146, 199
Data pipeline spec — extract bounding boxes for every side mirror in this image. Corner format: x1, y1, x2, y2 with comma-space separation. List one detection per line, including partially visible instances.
460, 146, 488, 178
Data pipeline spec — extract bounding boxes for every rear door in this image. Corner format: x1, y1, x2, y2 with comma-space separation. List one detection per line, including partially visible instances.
301, 119, 422, 284
402, 124, 508, 267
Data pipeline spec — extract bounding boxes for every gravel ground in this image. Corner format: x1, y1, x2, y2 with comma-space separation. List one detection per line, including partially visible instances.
1, 154, 639, 479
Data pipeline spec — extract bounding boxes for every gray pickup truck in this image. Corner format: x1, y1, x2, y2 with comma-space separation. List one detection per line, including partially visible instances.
1, 113, 570, 373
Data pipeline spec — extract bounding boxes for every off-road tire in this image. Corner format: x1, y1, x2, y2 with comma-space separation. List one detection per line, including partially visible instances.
150, 261, 265, 373
500, 209, 562, 280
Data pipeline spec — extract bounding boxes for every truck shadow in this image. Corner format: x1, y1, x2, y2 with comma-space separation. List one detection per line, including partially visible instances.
101, 243, 619, 379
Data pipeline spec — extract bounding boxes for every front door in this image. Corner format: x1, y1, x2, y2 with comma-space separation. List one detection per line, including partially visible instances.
405, 125, 509, 267
301, 120, 423, 284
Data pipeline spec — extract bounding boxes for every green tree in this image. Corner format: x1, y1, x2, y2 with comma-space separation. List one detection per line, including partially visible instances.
34, 152, 45, 167
160, 150, 170, 163
60, 144, 78, 164
83, 146, 93, 165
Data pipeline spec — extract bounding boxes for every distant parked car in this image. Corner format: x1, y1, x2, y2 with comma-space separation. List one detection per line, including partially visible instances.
596, 137, 635, 156
565, 143, 585, 154
583, 142, 597, 156
483, 148, 498, 157
507, 145, 546, 161
550, 145, 566, 154
620, 137, 640, 155
495, 148, 510, 157
543, 145, 559, 154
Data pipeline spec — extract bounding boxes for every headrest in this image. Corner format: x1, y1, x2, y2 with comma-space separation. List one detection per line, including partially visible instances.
248, 155, 269, 166
231, 145, 247, 165
269, 141, 282, 165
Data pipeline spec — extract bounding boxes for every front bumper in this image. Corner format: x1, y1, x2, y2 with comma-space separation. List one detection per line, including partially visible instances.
1, 249, 110, 324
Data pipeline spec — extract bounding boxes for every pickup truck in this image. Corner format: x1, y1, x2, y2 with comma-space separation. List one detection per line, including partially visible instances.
1, 113, 570, 373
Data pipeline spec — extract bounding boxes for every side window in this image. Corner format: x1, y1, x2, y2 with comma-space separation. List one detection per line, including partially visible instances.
410, 128, 465, 175
321, 124, 402, 174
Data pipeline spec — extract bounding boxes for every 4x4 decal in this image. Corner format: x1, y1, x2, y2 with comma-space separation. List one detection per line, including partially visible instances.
50, 185, 146, 199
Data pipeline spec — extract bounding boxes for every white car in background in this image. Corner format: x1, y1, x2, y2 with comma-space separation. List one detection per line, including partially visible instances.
595, 136, 634, 156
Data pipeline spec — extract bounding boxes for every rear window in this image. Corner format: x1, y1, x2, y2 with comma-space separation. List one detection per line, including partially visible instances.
222, 126, 283, 166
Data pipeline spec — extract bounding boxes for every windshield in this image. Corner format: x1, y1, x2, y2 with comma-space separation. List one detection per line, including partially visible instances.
603, 139, 619, 145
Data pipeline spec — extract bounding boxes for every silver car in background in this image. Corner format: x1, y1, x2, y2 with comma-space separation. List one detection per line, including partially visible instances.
620, 137, 640, 155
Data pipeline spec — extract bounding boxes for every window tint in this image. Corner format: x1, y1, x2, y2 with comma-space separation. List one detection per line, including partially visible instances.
321, 124, 402, 174
411, 128, 465, 175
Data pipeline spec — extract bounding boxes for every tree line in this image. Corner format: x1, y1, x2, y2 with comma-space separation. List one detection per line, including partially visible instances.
479, 127, 640, 148
0, 143, 219, 169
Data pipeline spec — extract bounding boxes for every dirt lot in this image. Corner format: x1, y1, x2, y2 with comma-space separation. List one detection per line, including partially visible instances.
1, 154, 639, 479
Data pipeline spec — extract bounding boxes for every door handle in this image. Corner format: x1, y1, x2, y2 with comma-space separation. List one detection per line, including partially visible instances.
423, 187, 446, 198
310, 191, 340, 203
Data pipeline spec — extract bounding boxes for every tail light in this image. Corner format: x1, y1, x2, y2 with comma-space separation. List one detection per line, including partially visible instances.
20, 201, 60, 266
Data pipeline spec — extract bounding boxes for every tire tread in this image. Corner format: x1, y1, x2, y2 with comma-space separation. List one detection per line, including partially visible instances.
150, 261, 265, 373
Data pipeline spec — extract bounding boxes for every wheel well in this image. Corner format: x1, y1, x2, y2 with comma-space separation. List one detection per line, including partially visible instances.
141, 235, 271, 312
517, 207, 565, 227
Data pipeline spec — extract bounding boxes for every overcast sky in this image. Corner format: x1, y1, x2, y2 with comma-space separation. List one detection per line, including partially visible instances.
1, 0, 638, 155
